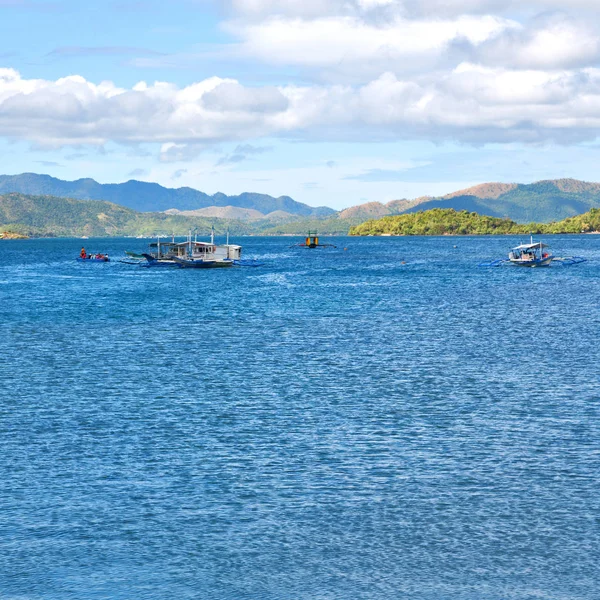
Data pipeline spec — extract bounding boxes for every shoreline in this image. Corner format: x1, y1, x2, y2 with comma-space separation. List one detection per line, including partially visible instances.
2, 231, 599, 240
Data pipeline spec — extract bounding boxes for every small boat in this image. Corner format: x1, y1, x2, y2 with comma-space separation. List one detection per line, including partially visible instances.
77, 253, 110, 262
508, 240, 553, 267
291, 231, 336, 249
479, 237, 587, 267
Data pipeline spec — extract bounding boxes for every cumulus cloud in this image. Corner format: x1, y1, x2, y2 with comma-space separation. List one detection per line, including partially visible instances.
476, 14, 600, 69
202, 81, 289, 112
4, 65, 600, 148
210, 0, 600, 80
224, 13, 515, 72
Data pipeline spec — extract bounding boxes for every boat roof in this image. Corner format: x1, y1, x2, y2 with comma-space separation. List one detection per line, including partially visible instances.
150, 241, 215, 248
512, 242, 549, 250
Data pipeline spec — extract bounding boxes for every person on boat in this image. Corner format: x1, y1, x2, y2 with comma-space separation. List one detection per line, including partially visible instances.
80, 247, 87, 259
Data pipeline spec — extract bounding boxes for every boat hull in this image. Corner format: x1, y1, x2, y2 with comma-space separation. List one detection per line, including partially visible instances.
77, 257, 110, 262
509, 256, 553, 267
173, 257, 234, 268
141, 254, 179, 267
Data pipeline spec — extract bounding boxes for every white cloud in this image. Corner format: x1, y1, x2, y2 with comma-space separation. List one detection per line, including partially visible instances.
4, 63, 600, 149
224, 14, 515, 71
476, 15, 600, 69
202, 81, 289, 112
211, 4, 600, 81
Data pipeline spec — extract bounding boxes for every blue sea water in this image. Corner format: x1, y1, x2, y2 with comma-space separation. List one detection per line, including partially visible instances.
0, 235, 599, 600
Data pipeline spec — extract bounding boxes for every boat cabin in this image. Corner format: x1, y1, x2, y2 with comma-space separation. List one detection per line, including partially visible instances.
150, 240, 241, 261
508, 241, 553, 266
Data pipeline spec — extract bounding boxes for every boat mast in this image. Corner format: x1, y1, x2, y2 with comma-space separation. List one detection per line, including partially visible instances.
226, 229, 229, 245
211, 226, 215, 246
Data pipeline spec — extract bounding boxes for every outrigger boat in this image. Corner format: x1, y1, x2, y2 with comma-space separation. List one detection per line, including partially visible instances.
291, 231, 336, 249
508, 241, 553, 267
141, 229, 242, 268
479, 237, 586, 267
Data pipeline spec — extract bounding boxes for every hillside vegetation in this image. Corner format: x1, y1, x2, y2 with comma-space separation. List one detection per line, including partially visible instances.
349, 208, 600, 236
3, 192, 600, 239
0, 192, 361, 237
0, 193, 257, 237
341, 178, 600, 224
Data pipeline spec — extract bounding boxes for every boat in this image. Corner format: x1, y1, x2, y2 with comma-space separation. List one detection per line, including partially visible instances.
479, 237, 587, 267
141, 229, 242, 268
508, 240, 553, 267
291, 231, 337, 249
77, 253, 110, 262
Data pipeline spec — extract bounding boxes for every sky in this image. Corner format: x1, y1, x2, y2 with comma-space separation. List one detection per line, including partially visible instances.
2, 0, 600, 209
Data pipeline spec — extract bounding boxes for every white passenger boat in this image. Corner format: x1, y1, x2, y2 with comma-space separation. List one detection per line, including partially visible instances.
141, 229, 241, 268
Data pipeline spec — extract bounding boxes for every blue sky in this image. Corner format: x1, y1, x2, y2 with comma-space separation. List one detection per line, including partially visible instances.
2, 0, 600, 209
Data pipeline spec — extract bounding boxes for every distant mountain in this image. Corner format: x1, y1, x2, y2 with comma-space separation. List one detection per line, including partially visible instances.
344, 179, 600, 223
0, 192, 357, 237
0, 173, 335, 217
167, 206, 299, 221
0, 192, 256, 237
169, 206, 269, 220
0, 192, 344, 237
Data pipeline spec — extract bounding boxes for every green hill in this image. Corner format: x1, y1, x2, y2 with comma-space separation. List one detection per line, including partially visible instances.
0, 193, 257, 238
344, 179, 600, 224
0, 192, 360, 237
349, 208, 600, 236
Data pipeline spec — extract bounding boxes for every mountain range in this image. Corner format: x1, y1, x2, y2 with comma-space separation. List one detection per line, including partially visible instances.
343, 179, 600, 223
0, 173, 334, 217
3, 174, 600, 236
3, 191, 600, 239
0, 192, 266, 238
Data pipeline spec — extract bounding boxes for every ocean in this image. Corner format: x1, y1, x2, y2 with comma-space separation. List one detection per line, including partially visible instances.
1, 235, 599, 599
